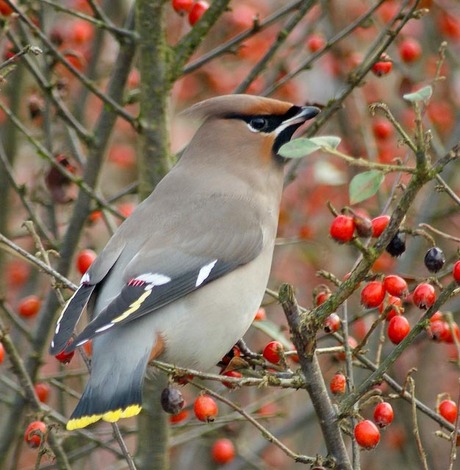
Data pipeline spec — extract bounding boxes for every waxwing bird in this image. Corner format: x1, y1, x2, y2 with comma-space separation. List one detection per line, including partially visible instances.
50, 94, 320, 430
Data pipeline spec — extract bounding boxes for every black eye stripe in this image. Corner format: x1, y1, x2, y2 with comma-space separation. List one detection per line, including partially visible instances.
225, 105, 303, 134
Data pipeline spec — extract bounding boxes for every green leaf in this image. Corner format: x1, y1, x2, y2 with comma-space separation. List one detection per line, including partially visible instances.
349, 170, 384, 204
278, 138, 321, 158
403, 85, 432, 103
278, 135, 342, 159
309, 135, 341, 150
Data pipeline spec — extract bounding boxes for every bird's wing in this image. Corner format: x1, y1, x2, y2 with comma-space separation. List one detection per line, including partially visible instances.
49, 239, 126, 355
63, 195, 265, 352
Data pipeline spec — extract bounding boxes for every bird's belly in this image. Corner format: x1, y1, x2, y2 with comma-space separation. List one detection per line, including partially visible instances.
157, 251, 273, 371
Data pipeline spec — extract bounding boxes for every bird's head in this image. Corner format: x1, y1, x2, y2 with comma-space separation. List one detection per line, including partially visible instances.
182, 94, 320, 168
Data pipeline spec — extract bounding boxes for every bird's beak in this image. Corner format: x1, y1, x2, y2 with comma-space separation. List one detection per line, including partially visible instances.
274, 105, 320, 138
284, 105, 321, 128
276, 106, 321, 135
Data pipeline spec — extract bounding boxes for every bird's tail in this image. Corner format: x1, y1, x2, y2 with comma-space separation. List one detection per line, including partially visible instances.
66, 325, 151, 430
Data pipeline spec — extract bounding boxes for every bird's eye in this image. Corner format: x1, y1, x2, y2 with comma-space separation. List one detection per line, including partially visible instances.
248, 117, 268, 132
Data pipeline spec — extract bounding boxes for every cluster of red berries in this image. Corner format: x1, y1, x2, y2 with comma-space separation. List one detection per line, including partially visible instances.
361, 274, 439, 344
172, 0, 209, 26
354, 401, 394, 449
330, 213, 390, 243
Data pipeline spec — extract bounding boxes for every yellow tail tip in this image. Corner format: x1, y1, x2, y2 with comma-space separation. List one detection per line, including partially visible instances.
66, 404, 142, 430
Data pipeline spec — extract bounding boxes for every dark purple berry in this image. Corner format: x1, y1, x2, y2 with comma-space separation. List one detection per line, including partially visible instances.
424, 247, 445, 273
161, 387, 185, 415
386, 231, 406, 257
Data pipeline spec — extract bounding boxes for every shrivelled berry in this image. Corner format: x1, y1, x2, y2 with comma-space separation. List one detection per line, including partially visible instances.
386, 231, 406, 257
160, 387, 185, 415
424, 247, 445, 273
353, 212, 373, 238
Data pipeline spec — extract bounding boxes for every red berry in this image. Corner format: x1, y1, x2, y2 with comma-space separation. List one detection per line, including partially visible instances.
324, 313, 341, 333
0, 343, 4, 364
361, 281, 386, 309
330, 215, 355, 243
438, 13, 460, 40
383, 275, 408, 298
34, 382, 50, 403
0, 0, 14, 16
430, 311, 443, 323
71, 20, 94, 44
24, 421, 47, 449
371, 215, 390, 237
306, 33, 326, 53
443, 322, 460, 344
372, 119, 393, 140
118, 202, 136, 218
330, 372, 347, 395
412, 283, 436, 310
373, 402, 394, 428
453, 260, 460, 283
18, 295, 42, 318
55, 349, 75, 364
379, 295, 403, 321
372, 54, 392, 77
254, 307, 266, 321
194, 395, 218, 422
315, 290, 331, 306
428, 320, 450, 342
399, 37, 422, 63
76, 248, 96, 275
188, 0, 209, 26
354, 420, 381, 449
438, 399, 458, 424
222, 370, 242, 389
6, 260, 30, 288
387, 316, 410, 344
263, 341, 284, 364
172, 0, 193, 14
211, 438, 236, 464
169, 408, 189, 424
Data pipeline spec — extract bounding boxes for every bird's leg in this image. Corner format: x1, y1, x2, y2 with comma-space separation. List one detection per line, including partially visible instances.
236, 338, 259, 359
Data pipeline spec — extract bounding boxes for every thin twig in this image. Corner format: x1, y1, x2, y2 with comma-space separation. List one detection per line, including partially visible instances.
0, 233, 77, 290
408, 377, 429, 470
189, 380, 317, 465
